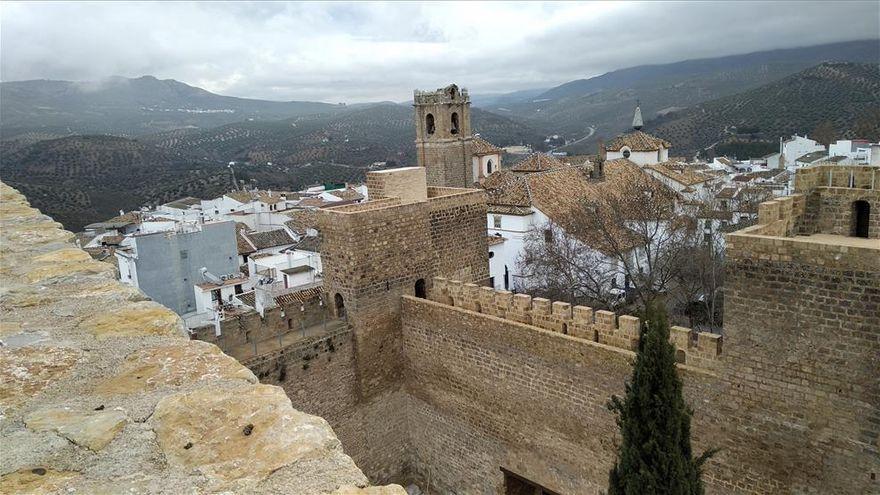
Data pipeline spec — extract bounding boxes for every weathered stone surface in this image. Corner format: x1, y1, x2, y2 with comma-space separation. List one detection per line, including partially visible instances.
332, 485, 407, 494
0, 346, 79, 410
153, 384, 341, 488
21, 247, 116, 284
0, 182, 399, 493
25, 408, 127, 451
77, 300, 183, 338
97, 340, 257, 394
0, 468, 80, 494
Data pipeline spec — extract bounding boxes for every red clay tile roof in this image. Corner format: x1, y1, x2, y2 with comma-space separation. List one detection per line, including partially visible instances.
645, 161, 714, 186
605, 131, 671, 152
487, 205, 533, 216
328, 187, 364, 202
481, 170, 533, 207
511, 153, 565, 173
235, 223, 256, 255
487, 235, 506, 246
274, 287, 323, 306
298, 197, 328, 208
243, 229, 295, 250
283, 209, 319, 234
471, 136, 504, 156
482, 159, 674, 254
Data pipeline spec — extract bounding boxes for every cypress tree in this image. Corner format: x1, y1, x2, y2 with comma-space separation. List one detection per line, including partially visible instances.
607, 304, 715, 495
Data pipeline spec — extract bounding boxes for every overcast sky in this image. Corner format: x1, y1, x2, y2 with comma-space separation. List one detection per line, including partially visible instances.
1, 1, 878, 102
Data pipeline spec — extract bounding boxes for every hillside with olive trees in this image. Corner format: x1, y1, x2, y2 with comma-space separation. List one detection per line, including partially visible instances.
644, 63, 880, 157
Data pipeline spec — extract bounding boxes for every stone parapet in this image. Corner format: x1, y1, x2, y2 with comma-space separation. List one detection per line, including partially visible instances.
0, 182, 404, 494
430, 277, 722, 371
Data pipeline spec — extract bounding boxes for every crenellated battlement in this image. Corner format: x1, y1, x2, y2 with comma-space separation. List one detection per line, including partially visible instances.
430, 277, 722, 371
413, 84, 470, 105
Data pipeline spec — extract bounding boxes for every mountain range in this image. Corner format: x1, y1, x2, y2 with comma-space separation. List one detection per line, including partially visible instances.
645, 62, 880, 157
476, 39, 879, 153
1, 39, 877, 231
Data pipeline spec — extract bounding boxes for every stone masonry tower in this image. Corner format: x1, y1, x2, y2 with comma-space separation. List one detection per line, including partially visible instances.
414, 84, 474, 187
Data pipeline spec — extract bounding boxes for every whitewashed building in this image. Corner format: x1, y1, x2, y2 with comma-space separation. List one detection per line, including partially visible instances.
604, 105, 671, 166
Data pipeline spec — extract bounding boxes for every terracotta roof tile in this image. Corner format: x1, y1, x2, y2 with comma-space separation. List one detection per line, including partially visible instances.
274, 287, 323, 306
235, 223, 256, 255
243, 229, 295, 250
645, 160, 714, 186
605, 130, 671, 152
487, 205, 533, 216
481, 170, 532, 207
282, 209, 319, 234
487, 235, 506, 246
511, 153, 565, 173
471, 136, 503, 156
329, 187, 364, 202
292, 235, 321, 253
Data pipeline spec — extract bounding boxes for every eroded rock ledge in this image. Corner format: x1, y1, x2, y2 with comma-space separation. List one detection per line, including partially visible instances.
0, 182, 404, 494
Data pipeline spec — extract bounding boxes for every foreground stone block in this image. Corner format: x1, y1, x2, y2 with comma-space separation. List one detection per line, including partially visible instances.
153, 384, 342, 489
0, 346, 79, 409
0, 468, 80, 494
77, 300, 183, 338
25, 407, 127, 451
97, 340, 257, 394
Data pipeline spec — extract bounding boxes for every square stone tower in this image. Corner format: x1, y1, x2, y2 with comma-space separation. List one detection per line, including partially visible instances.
317, 167, 489, 400
721, 164, 879, 492
414, 84, 474, 187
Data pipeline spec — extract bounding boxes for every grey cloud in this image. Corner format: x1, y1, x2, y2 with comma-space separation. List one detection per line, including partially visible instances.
1, 1, 877, 102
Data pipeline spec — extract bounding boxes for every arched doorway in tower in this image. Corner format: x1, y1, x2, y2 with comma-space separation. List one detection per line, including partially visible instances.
852, 200, 870, 238
334, 293, 346, 319
414, 278, 427, 299
451, 112, 460, 135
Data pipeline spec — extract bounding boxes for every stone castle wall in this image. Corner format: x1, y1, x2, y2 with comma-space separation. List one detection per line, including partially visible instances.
245, 327, 411, 484
400, 294, 725, 494
190, 294, 329, 361
401, 255, 878, 493
0, 182, 404, 494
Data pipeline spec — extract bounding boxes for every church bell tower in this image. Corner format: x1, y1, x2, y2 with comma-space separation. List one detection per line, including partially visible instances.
413, 84, 474, 187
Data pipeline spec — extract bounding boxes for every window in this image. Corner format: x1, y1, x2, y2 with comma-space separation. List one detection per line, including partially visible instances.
414, 278, 427, 299
488, 251, 495, 259
487, 159, 494, 174
426, 113, 435, 135
493, 215, 502, 228
179, 250, 188, 259
544, 228, 553, 243
334, 293, 346, 318
451, 112, 460, 135
622, 148, 631, 159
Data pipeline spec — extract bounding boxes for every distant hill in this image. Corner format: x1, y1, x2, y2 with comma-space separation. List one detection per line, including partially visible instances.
477, 40, 880, 153
0, 135, 223, 230
0, 75, 345, 139
644, 63, 880, 157
0, 103, 542, 230
141, 103, 545, 166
